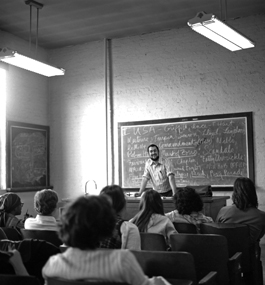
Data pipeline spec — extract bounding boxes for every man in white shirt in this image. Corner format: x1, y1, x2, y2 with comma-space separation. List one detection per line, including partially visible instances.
135, 144, 177, 197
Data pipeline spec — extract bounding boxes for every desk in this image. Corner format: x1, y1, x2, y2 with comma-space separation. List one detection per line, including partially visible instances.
124, 196, 229, 221
58, 196, 229, 221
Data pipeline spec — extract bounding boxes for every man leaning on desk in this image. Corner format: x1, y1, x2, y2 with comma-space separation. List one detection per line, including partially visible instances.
134, 144, 177, 197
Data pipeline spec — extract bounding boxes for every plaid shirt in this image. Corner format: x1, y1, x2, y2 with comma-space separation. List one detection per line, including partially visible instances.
99, 216, 123, 249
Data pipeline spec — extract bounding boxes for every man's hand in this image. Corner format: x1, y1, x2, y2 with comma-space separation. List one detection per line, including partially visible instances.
134, 192, 142, 197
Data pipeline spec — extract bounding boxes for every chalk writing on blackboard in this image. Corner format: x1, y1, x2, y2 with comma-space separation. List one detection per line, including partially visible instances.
118, 113, 254, 188
7, 121, 50, 190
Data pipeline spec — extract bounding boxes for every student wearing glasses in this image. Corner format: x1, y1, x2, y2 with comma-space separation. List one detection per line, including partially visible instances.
0, 193, 25, 230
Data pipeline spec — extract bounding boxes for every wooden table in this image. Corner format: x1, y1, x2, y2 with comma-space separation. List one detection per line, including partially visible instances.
58, 195, 229, 222
124, 196, 229, 221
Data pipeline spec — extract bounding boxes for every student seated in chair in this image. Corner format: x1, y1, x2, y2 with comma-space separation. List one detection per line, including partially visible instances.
25, 189, 59, 231
0, 193, 25, 231
165, 187, 213, 233
99, 185, 141, 250
216, 177, 265, 244
130, 189, 177, 246
42, 195, 170, 285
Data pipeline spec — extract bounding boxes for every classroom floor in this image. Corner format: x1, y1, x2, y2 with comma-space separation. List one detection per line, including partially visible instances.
260, 244, 265, 284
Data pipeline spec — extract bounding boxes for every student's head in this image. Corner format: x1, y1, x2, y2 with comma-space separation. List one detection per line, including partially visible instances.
173, 187, 203, 215
131, 189, 164, 232
100, 185, 126, 214
59, 195, 116, 249
0, 193, 23, 215
232, 177, 258, 210
34, 189, 58, 215
147, 144, 159, 161
139, 189, 164, 215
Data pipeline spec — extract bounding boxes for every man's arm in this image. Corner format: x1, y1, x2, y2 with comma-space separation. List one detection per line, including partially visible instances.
168, 174, 177, 195
134, 177, 148, 197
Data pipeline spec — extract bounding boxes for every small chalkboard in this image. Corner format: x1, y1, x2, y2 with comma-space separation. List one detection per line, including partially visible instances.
118, 112, 254, 190
6, 121, 50, 192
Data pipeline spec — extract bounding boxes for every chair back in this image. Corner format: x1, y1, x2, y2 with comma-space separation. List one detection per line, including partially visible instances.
140, 232, 167, 251
173, 222, 198, 234
200, 223, 249, 270
0, 227, 22, 240
46, 277, 129, 285
60, 244, 68, 252
131, 250, 197, 283
21, 229, 62, 247
200, 222, 263, 285
0, 274, 41, 285
170, 233, 230, 285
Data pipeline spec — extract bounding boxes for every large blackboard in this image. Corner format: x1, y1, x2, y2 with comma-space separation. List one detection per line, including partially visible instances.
6, 121, 51, 192
118, 112, 254, 190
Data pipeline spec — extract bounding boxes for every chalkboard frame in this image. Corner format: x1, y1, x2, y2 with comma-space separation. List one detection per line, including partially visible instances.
6, 121, 51, 192
118, 112, 254, 191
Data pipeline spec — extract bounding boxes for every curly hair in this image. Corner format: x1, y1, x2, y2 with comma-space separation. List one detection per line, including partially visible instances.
130, 189, 164, 232
34, 189, 58, 216
100, 185, 126, 214
173, 187, 203, 215
59, 195, 116, 249
34, 189, 58, 215
232, 177, 258, 210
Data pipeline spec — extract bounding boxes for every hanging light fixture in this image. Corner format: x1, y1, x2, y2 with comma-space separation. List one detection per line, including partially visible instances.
187, 11, 255, 51
0, 47, 65, 77
0, 0, 65, 77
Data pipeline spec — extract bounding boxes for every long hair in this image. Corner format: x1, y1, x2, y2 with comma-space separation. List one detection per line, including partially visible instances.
232, 177, 258, 210
173, 187, 203, 215
131, 189, 164, 232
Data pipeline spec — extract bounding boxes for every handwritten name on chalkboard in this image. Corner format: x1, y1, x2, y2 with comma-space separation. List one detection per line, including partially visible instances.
118, 113, 254, 189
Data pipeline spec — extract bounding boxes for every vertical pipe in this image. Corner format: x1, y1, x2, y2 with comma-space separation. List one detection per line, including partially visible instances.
36, 8, 39, 53
219, 0, 223, 20
104, 38, 109, 184
224, 0, 227, 21
29, 5, 32, 50
108, 40, 115, 184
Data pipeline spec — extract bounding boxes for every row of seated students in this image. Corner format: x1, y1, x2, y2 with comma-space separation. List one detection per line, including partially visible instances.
0, 177, 265, 285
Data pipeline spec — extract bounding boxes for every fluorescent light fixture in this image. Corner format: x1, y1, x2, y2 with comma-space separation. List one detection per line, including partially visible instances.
187, 11, 255, 51
0, 47, 65, 77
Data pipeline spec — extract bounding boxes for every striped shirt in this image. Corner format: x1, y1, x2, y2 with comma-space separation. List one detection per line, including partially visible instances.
42, 248, 169, 285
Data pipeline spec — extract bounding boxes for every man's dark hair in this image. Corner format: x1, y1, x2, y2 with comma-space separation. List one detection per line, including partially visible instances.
59, 195, 116, 249
173, 187, 203, 215
147, 144, 159, 153
100, 185, 126, 214
232, 177, 258, 210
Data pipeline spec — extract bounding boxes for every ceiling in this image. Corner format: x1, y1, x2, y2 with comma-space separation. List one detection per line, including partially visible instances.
0, 0, 264, 50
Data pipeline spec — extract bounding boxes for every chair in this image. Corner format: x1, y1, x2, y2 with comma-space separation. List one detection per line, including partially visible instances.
200, 222, 263, 285
0, 274, 41, 285
173, 222, 198, 234
0, 227, 22, 241
131, 250, 217, 285
60, 244, 68, 252
140, 232, 168, 251
20, 229, 62, 247
46, 277, 130, 285
170, 233, 242, 285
